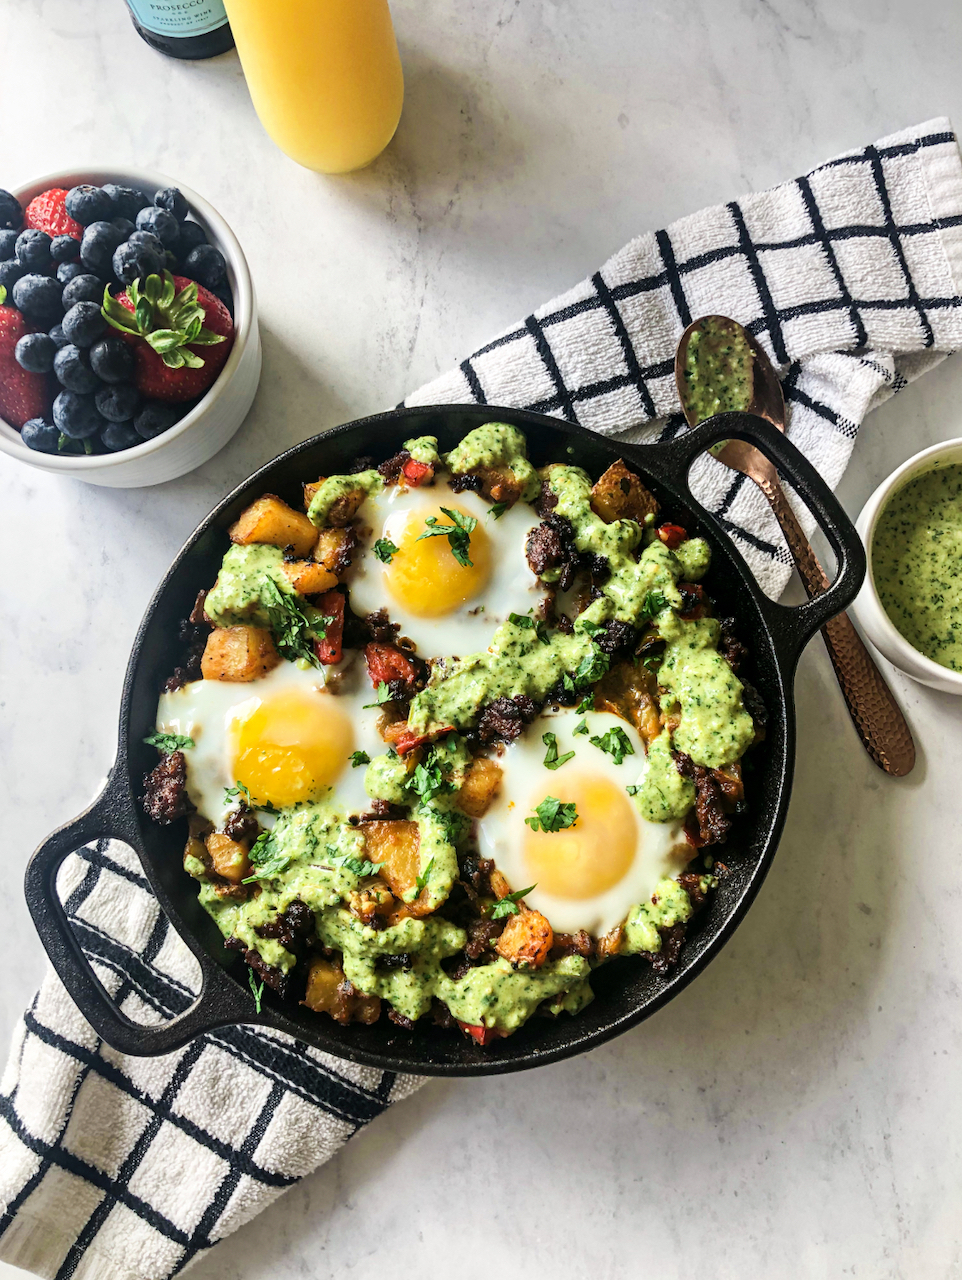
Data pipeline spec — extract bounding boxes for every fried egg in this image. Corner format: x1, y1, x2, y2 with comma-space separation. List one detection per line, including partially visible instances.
154, 656, 384, 829
477, 709, 691, 936
346, 478, 546, 654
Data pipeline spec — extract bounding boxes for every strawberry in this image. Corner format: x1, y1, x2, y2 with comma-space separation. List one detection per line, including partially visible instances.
24, 188, 83, 241
0, 286, 51, 428
103, 271, 234, 403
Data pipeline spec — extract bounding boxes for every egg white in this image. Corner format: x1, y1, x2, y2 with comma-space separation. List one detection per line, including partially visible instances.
155, 654, 385, 829
346, 478, 546, 655
477, 708, 691, 936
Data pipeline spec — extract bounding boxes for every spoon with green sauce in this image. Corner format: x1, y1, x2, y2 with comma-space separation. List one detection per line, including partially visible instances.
675, 315, 915, 777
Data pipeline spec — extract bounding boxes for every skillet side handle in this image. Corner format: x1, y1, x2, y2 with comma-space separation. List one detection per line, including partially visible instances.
24, 775, 259, 1057
660, 412, 866, 671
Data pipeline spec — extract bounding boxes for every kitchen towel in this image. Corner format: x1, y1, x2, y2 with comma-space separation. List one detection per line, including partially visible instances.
3, 117, 962, 1280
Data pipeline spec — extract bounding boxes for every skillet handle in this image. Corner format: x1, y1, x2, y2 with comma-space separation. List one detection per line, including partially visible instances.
24, 772, 259, 1057
658, 412, 866, 670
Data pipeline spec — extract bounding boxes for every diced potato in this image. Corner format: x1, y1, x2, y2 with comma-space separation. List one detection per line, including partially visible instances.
303, 478, 326, 511
489, 867, 512, 901
313, 526, 357, 572
590, 460, 660, 525
229, 494, 317, 557
596, 925, 624, 961
303, 956, 381, 1024
201, 626, 280, 682
495, 908, 553, 969
362, 820, 432, 916
206, 832, 250, 884
593, 660, 661, 746
278, 559, 337, 596
457, 757, 503, 818
327, 486, 369, 527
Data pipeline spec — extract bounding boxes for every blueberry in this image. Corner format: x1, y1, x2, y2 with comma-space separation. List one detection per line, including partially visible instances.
0, 259, 25, 291
101, 184, 149, 222
50, 234, 80, 265
111, 217, 136, 240
154, 187, 189, 221
15, 332, 56, 373
176, 222, 207, 256
101, 420, 141, 452
135, 206, 179, 249
127, 229, 165, 257
62, 301, 107, 347
90, 337, 134, 383
0, 229, 17, 259
95, 382, 140, 422
112, 239, 164, 285
12, 274, 63, 324
0, 190, 22, 232
62, 273, 105, 309
49, 323, 69, 349
65, 185, 114, 227
80, 221, 124, 276
21, 418, 61, 453
134, 400, 181, 439
54, 343, 100, 393
56, 262, 84, 285
15, 229, 52, 270
54, 390, 104, 438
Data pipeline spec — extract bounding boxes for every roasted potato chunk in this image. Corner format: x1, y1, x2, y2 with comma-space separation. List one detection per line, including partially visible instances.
362, 820, 433, 916
313, 526, 358, 573
303, 479, 369, 527
596, 925, 624, 961
303, 956, 381, 1025
206, 832, 251, 884
230, 494, 317, 558
457, 757, 503, 818
593, 659, 661, 746
303, 478, 325, 511
201, 626, 280, 682
489, 867, 512, 901
495, 908, 553, 969
590, 460, 660, 525
278, 559, 337, 596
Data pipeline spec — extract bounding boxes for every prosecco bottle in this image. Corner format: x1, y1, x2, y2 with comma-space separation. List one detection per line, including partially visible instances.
124, 0, 234, 59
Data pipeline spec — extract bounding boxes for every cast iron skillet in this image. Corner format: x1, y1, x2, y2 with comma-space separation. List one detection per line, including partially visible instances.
24, 404, 865, 1076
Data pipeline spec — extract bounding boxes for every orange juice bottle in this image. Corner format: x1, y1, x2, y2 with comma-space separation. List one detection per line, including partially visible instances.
222, 0, 404, 174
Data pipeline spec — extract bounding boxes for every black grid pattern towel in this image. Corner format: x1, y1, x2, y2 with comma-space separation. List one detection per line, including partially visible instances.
3, 119, 962, 1280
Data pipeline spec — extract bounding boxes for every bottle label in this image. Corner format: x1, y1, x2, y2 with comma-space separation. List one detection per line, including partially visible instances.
126, 0, 228, 37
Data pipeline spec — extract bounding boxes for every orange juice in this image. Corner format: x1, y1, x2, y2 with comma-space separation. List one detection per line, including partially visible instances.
222, 0, 404, 174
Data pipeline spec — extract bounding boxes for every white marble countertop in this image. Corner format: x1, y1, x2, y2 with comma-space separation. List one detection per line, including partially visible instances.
3, 0, 962, 1275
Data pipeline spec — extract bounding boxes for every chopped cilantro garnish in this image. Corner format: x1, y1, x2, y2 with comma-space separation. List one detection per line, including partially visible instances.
509, 612, 550, 644
242, 831, 293, 883
642, 650, 663, 673
640, 589, 670, 623
373, 538, 399, 563
405, 753, 455, 806
416, 507, 477, 568
625, 785, 640, 796
325, 850, 385, 877
573, 718, 588, 736
362, 681, 392, 709
573, 646, 610, 687
542, 731, 575, 771
248, 968, 265, 1014
525, 796, 578, 833
224, 782, 279, 814
144, 731, 194, 753
262, 576, 331, 667
487, 501, 508, 520
349, 751, 371, 768
415, 857, 436, 894
490, 884, 537, 919
589, 725, 635, 766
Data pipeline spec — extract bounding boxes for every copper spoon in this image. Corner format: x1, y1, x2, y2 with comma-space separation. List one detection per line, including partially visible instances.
675, 315, 915, 777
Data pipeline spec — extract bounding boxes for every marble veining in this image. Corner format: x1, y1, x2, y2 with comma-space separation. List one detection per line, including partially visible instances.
3, 0, 962, 1276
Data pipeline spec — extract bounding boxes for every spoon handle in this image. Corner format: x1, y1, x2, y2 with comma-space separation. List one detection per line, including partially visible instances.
757, 477, 916, 777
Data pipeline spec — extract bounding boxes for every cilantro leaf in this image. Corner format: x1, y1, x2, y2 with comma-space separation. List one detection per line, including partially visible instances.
640, 589, 670, 623
642, 650, 663, 673
144, 731, 194, 753
525, 796, 578, 833
573, 718, 588, 736
248, 968, 265, 1014
373, 538, 399, 564
490, 884, 537, 919
415, 857, 436, 895
324, 847, 385, 877
509, 612, 550, 644
224, 781, 279, 814
349, 751, 371, 768
242, 831, 294, 883
626, 785, 640, 796
589, 725, 636, 766
416, 507, 478, 568
362, 681, 392, 709
573, 646, 610, 687
262, 576, 331, 667
405, 753, 455, 806
575, 690, 594, 713
542, 731, 575, 771
487, 501, 508, 520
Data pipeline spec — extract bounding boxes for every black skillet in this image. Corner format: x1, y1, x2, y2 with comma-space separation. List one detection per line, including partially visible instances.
24, 404, 865, 1076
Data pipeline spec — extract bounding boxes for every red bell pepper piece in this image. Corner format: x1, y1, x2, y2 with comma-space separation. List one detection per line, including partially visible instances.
457, 1020, 504, 1046
401, 458, 434, 486
656, 523, 687, 550
313, 591, 344, 665
364, 641, 419, 690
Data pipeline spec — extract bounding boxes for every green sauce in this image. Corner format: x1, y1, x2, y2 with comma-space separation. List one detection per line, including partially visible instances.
872, 463, 962, 671
679, 317, 755, 424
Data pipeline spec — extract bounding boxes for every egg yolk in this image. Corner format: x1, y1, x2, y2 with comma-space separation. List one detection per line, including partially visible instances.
233, 690, 353, 809
381, 501, 492, 617
523, 775, 637, 899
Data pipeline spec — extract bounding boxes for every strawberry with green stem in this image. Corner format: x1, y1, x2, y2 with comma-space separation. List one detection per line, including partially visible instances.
0, 285, 52, 429
102, 270, 234, 402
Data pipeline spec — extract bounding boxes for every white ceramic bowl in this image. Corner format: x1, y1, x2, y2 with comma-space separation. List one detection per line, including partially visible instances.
851, 437, 962, 694
0, 167, 261, 487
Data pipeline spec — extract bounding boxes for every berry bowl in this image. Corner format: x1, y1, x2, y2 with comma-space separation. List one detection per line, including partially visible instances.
0, 167, 260, 488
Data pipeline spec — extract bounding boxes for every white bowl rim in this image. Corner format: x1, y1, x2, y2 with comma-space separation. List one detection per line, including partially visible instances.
0, 165, 252, 473
857, 435, 962, 688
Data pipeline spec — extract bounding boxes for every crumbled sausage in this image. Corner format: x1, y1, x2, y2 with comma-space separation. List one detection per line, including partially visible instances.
464, 918, 503, 960
650, 924, 687, 975
477, 694, 539, 744
674, 752, 734, 845
388, 1009, 416, 1029
718, 617, 749, 672
525, 514, 581, 590
448, 473, 483, 493
550, 930, 595, 960
677, 872, 711, 912
365, 609, 401, 644
740, 678, 768, 742
143, 750, 188, 824
378, 450, 411, 482
223, 806, 261, 843
225, 936, 290, 998
593, 619, 637, 655
534, 480, 559, 517
458, 854, 495, 898
254, 900, 316, 949
677, 582, 710, 620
